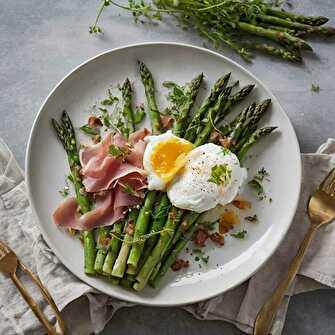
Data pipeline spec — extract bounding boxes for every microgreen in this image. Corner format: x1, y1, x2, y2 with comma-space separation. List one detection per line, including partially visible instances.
231, 230, 247, 239
108, 144, 128, 158
80, 124, 100, 136
311, 83, 320, 93
208, 164, 232, 185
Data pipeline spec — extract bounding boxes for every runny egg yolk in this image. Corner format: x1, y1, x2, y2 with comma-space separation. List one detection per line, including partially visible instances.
150, 138, 193, 184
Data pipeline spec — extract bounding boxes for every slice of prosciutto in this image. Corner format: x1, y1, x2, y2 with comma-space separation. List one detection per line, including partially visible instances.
52, 129, 149, 230
52, 186, 142, 230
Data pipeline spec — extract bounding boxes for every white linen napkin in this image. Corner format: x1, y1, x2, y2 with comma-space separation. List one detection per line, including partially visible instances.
1, 137, 335, 335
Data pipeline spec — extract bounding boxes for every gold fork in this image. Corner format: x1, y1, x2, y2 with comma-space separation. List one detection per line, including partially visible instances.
253, 167, 335, 335
0, 240, 66, 335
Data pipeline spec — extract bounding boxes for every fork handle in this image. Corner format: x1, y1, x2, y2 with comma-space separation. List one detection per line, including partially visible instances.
253, 225, 317, 335
10, 262, 65, 335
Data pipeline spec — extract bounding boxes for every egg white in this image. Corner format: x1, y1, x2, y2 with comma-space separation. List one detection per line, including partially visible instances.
167, 143, 247, 213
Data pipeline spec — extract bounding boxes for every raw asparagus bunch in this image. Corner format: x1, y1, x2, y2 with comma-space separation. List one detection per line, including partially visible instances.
52, 112, 96, 275
90, 0, 335, 62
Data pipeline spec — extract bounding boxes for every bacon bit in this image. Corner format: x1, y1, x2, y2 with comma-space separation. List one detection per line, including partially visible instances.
232, 197, 251, 210
219, 137, 233, 149
126, 222, 135, 236
193, 229, 209, 247
180, 220, 189, 232
171, 259, 189, 271
88, 116, 103, 128
160, 115, 174, 130
168, 211, 177, 221
79, 187, 87, 195
99, 237, 111, 248
92, 135, 101, 144
210, 232, 225, 246
67, 228, 77, 236
209, 130, 222, 143
219, 210, 239, 234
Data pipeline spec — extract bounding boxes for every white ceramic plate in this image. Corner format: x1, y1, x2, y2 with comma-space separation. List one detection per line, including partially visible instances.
26, 43, 301, 306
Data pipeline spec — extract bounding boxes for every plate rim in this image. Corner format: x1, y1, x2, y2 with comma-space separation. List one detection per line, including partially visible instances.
25, 42, 302, 306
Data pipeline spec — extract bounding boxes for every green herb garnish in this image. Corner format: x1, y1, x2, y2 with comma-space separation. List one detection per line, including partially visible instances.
248, 179, 264, 196
192, 248, 203, 255
101, 89, 119, 105
133, 104, 146, 124
208, 164, 232, 185
231, 230, 248, 239
221, 147, 231, 156
248, 168, 270, 200
98, 107, 111, 128
201, 255, 209, 264
59, 187, 69, 198
311, 83, 320, 93
108, 144, 128, 158
121, 183, 138, 197
256, 167, 270, 182
80, 124, 100, 136
202, 221, 218, 231
116, 116, 130, 138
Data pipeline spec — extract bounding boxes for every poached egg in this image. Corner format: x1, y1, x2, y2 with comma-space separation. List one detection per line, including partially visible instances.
143, 132, 247, 213
167, 143, 247, 212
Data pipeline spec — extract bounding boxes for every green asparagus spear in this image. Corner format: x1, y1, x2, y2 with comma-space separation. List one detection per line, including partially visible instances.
243, 42, 302, 62
121, 78, 135, 134
94, 227, 110, 273
257, 14, 335, 36
226, 103, 257, 146
102, 220, 125, 275
171, 73, 204, 137
150, 217, 200, 288
127, 191, 157, 272
233, 124, 257, 153
184, 73, 231, 142
52, 111, 96, 275
138, 61, 161, 134
148, 211, 200, 283
237, 127, 277, 161
134, 207, 183, 291
216, 84, 255, 125
112, 209, 139, 278
258, 23, 296, 35
139, 194, 171, 266
171, 212, 200, 245
194, 87, 232, 147
237, 22, 312, 50
266, 8, 329, 26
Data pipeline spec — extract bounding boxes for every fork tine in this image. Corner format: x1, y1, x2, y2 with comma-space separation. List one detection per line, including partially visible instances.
320, 167, 335, 196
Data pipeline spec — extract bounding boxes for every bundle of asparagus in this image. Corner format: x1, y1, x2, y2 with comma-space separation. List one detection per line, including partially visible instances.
90, 0, 335, 62
52, 61, 276, 290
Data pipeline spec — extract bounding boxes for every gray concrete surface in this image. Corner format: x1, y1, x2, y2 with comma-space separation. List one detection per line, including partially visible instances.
1, 0, 335, 334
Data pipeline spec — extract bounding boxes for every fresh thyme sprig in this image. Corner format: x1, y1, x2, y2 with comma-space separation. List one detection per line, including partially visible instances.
89, 0, 335, 62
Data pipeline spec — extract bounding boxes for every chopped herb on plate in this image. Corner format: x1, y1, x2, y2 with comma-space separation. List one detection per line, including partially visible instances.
231, 230, 248, 239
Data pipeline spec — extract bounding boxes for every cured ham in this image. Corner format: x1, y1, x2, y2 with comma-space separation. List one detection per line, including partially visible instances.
52, 185, 142, 230
52, 129, 149, 230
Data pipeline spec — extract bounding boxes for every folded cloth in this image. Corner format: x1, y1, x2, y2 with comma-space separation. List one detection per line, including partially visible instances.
1, 137, 335, 335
